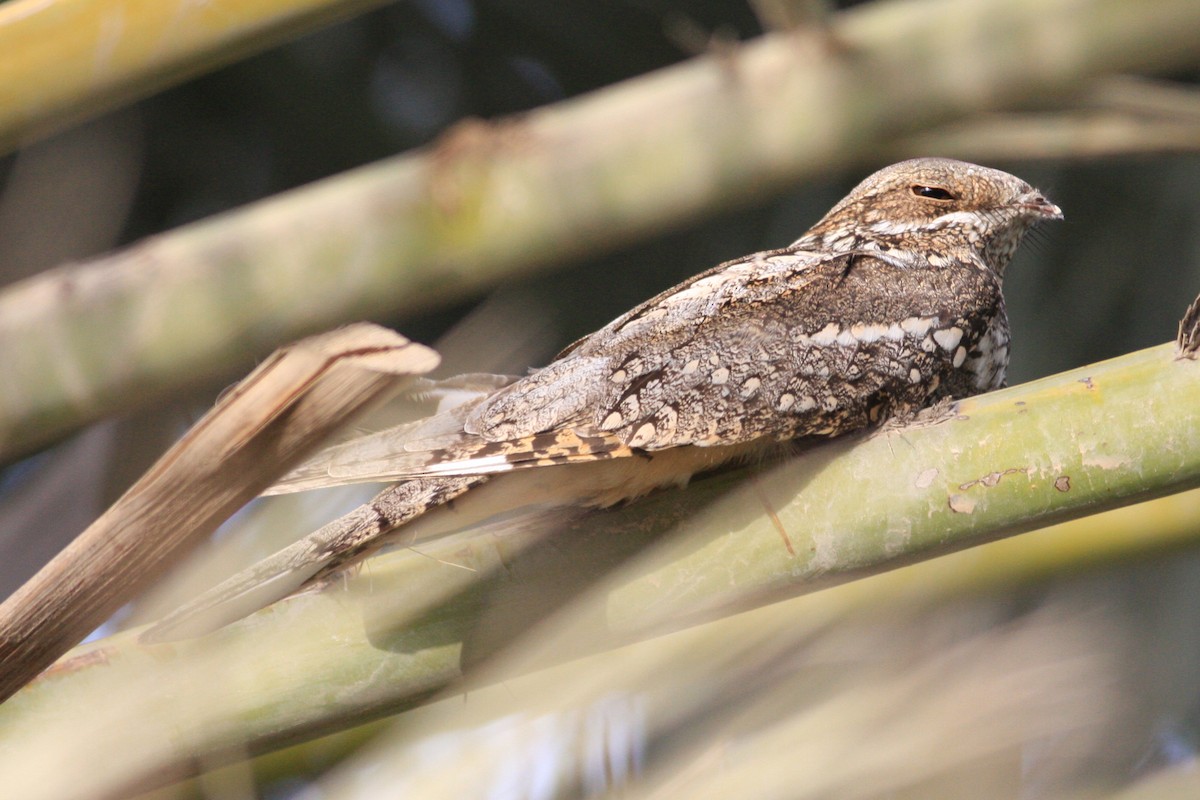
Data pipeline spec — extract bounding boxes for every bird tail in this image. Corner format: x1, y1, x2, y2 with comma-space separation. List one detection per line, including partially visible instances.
140, 475, 486, 643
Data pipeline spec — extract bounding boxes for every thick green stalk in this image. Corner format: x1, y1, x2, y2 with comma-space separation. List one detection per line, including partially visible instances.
0, 0, 392, 150
0, 342, 1197, 798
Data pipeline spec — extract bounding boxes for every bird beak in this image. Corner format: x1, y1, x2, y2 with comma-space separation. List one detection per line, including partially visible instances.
1018, 190, 1063, 220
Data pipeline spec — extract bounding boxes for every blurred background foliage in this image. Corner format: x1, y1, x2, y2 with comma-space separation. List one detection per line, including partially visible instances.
1, 0, 1200, 798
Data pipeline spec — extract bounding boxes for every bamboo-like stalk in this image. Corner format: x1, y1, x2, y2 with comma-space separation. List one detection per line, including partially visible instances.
0, 324, 438, 702
0, 0, 392, 151
223, 485, 1200, 794
2, 0, 1199, 459
0, 341, 1197, 798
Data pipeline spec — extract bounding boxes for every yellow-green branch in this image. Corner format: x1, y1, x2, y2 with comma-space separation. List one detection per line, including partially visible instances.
0, 0, 392, 150
1, 342, 1197, 798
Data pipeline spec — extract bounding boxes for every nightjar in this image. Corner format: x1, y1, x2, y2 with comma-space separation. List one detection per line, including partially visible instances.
148, 157, 1061, 640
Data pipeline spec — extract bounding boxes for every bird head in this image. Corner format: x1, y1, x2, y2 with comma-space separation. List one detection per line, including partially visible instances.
796, 158, 1062, 277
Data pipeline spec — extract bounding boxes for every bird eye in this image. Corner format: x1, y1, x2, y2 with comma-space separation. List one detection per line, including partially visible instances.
911, 185, 956, 201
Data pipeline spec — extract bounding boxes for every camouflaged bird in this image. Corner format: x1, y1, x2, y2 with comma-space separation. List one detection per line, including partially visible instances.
145, 157, 1061, 641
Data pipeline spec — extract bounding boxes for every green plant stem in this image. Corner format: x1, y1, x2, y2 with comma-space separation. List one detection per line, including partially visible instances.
0, 342, 1197, 798
0, 0, 393, 151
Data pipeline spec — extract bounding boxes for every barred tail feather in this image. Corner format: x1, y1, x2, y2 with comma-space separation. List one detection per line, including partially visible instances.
141, 475, 486, 642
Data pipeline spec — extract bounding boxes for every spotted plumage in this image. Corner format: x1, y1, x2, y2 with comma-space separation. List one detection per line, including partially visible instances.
146, 157, 1061, 641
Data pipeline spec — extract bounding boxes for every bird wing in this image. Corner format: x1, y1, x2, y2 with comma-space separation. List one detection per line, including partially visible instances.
270, 247, 998, 489
264, 373, 518, 494
460, 246, 998, 457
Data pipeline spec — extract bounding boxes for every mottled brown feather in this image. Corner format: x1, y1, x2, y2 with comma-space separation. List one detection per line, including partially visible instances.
156, 158, 1061, 640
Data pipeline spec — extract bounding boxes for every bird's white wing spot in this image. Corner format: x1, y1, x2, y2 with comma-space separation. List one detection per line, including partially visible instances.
422, 455, 513, 475
810, 323, 840, 345
601, 411, 623, 430
933, 326, 964, 352
629, 422, 657, 448
901, 316, 936, 337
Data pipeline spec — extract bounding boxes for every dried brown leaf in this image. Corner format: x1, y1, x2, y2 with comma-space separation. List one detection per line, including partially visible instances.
0, 323, 438, 701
